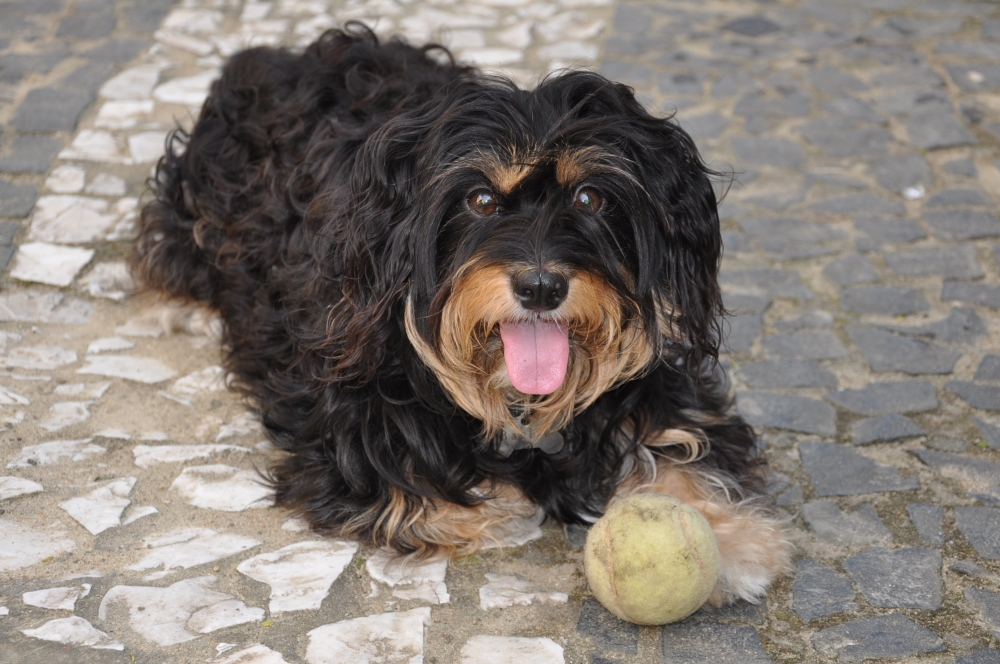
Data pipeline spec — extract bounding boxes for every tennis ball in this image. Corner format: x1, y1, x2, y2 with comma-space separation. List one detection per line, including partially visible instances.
584, 494, 720, 625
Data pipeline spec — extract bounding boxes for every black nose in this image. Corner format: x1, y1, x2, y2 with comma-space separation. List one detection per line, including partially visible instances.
513, 269, 568, 312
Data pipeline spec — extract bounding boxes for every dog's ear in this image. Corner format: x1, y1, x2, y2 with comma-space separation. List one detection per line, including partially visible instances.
556, 75, 725, 365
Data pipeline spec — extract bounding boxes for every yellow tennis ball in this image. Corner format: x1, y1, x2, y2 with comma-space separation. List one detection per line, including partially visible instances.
584, 493, 720, 625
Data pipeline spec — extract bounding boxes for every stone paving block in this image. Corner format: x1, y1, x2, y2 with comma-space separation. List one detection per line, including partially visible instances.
11, 88, 94, 133
809, 193, 905, 217
924, 188, 994, 209
977, 419, 1000, 450
884, 244, 983, 279
958, 649, 1000, 664
848, 325, 961, 375
800, 441, 919, 496
869, 154, 930, 193
799, 117, 893, 156
731, 137, 804, 169
678, 112, 728, 139
841, 286, 929, 315
881, 307, 986, 344
844, 547, 942, 609
945, 381, 1000, 411
740, 217, 845, 261
925, 210, 1000, 240
737, 359, 837, 389
0, 46, 71, 83
0, 180, 37, 218
81, 38, 148, 63
661, 622, 772, 663
736, 392, 836, 435
911, 449, 1000, 505
944, 158, 978, 177
942, 281, 1000, 309
774, 311, 833, 331
0, 221, 20, 246
791, 559, 857, 622
823, 253, 879, 285
948, 64, 1000, 92
723, 314, 762, 352
954, 507, 1000, 559
60, 61, 117, 97
722, 16, 781, 37
907, 503, 944, 547
811, 614, 945, 662
763, 331, 847, 360
802, 501, 892, 546
822, 96, 885, 125
719, 269, 813, 299
57, 0, 115, 39
975, 356, 1000, 382
854, 216, 926, 251
851, 414, 924, 445
807, 66, 867, 94
825, 381, 938, 415
906, 110, 977, 150
965, 589, 1000, 639
576, 599, 638, 654
692, 600, 765, 625
0, 136, 63, 174
723, 293, 770, 315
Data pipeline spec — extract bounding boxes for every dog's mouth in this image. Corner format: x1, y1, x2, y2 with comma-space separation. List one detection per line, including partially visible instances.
498, 320, 570, 395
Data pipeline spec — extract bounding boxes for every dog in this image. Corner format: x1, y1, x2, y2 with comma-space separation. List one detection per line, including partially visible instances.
130, 24, 791, 607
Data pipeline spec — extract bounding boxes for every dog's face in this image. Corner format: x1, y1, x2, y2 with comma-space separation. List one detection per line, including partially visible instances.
340, 71, 723, 438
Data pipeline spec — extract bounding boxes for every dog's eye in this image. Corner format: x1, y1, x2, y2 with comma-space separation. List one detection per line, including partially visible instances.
573, 187, 603, 213
468, 189, 498, 215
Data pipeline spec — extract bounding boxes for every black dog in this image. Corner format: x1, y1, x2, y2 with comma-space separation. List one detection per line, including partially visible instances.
131, 25, 790, 606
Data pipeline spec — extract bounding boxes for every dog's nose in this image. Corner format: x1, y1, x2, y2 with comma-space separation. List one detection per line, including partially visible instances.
513, 269, 567, 312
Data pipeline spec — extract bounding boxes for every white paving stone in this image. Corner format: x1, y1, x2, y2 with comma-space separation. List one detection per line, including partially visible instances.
45, 165, 86, 193
58, 130, 129, 163
21, 616, 123, 651
156, 28, 216, 56
0, 476, 43, 500
216, 644, 293, 664
171, 464, 274, 511
458, 47, 523, 66
7, 439, 104, 468
170, 365, 226, 398
460, 636, 564, 664
9, 243, 95, 287
281, 516, 309, 532
85, 173, 128, 196
0, 607, 8, 616
99, 65, 163, 100
78, 354, 177, 383
0, 384, 30, 405
99, 576, 236, 646
36, 184, 116, 226
86, 336, 135, 354
0, 344, 76, 370
40, 401, 93, 432
481, 514, 544, 549
164, 7, 225, 33
78, 261, 134, 301
94, 428, 131, 439
53, 381, 111, 398
0, 520, 75, 572
121, 505, 159, 525
22, 584, 91, 611
132, 443, 250, 468
237, 540, 359, 614
187, 599, 265, 633
305, 607, 431, 664
128, 131, 169, 163
366, 549, 450, 604
478, 573, 568, 610
153, 70, 220, 106
0, 291, 91, 325
95, 99, 156, 129
216, 411, 263, 441
126, 527, 260, 578
58, 477, 136, 535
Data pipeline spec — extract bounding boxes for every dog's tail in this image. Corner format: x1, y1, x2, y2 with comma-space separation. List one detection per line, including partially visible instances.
130, 130, 222, 306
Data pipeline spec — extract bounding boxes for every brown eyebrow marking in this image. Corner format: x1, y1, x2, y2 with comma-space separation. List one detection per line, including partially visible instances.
555, 146, 638, 189
474, 146, 539, 194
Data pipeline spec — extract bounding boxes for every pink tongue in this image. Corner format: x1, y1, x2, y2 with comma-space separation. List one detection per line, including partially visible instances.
499, 321, 570, 395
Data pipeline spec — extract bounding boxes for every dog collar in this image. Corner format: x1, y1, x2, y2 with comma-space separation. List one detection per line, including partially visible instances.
498, 425, 565, 457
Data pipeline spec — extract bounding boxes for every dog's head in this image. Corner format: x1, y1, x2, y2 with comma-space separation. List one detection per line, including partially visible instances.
333, 70, 723, 438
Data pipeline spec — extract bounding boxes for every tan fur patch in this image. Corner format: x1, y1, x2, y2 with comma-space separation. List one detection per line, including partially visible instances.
336, 483, 539, 559
406, 262, 657, 439
555, 146, 639, 189
617, 459, 794, 606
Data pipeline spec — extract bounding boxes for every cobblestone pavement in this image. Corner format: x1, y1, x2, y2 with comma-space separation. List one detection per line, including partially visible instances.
2, 0, 1000, 662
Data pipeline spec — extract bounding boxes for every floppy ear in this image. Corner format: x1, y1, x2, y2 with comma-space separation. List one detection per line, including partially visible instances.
625, 94, 725, 365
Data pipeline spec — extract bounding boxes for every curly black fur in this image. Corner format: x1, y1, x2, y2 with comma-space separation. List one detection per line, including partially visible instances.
132, 25, 762, 554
